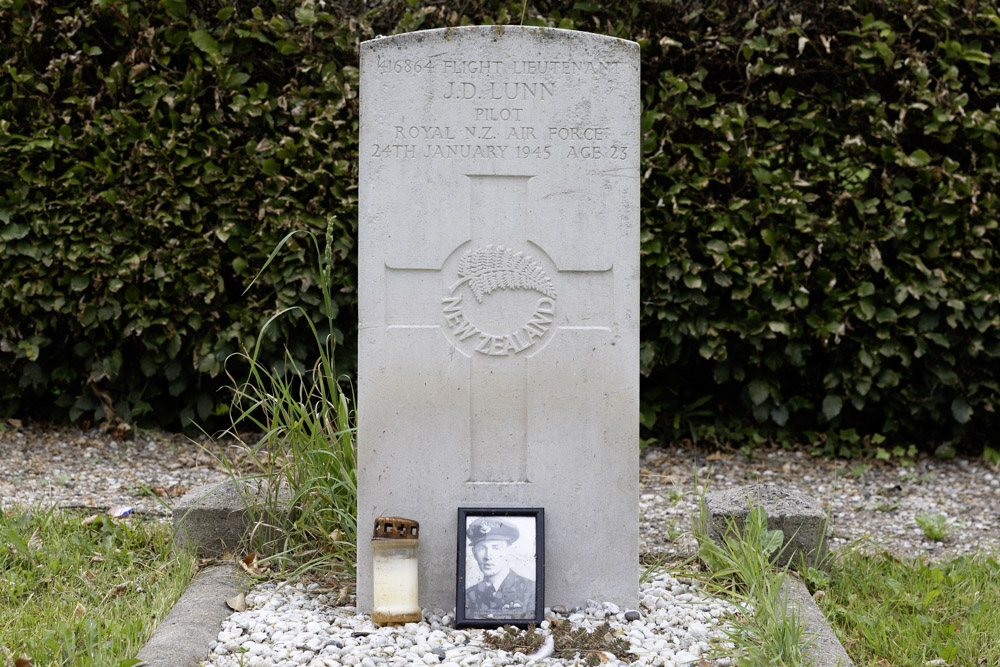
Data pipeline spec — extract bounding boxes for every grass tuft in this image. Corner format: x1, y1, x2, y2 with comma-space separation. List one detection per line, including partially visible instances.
691, 484, 811, 666
914, 512, 961, 541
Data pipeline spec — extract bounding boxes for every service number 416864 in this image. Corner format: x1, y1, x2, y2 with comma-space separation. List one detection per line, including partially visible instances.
377, 57, 434, 74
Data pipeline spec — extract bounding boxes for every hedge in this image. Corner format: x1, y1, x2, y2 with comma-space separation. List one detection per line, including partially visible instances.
1, 0, 362, 426
1, 0, 998, 454
633, 0, 1000, 454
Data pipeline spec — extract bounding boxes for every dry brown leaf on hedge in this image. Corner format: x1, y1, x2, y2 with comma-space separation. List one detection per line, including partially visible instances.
226, 592, 247, 612
106, 421, 133, 441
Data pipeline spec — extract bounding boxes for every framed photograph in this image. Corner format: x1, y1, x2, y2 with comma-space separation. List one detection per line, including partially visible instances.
456, 508, 544, 628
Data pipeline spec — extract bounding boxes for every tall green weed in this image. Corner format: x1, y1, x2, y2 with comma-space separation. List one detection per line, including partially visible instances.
213, 217, 357, 576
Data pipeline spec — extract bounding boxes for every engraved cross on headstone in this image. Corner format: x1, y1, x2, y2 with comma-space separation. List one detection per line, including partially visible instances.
384, 174, 614, 483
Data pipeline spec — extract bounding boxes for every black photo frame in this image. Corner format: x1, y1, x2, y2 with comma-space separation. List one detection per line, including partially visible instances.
456, 508, 544, 628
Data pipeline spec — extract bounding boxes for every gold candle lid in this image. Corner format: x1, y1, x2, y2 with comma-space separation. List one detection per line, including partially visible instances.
373, 517, 419, 540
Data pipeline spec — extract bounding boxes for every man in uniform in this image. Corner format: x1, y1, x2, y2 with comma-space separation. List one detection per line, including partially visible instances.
464, 517, 535, 619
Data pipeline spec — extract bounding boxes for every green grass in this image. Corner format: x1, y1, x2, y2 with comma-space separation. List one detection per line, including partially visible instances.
206, 216, 357, 581
0, 504, 195, 666
821, 547, 1000, 666
644, 474, 1000, 667
0, 219, 355, 667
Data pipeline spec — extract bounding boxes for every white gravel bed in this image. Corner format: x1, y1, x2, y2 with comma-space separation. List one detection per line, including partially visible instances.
8, 424, 997, 664
201, 572, 738, 667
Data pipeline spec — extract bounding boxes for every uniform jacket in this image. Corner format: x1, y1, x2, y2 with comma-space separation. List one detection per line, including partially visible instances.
465, 570, 535, 619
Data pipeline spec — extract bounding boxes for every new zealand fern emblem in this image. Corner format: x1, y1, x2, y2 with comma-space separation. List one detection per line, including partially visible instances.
450, 245, 557, 302
441, 244, 558, 357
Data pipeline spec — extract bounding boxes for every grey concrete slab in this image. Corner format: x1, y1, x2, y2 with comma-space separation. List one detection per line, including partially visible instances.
135, 565, 246, 667
172, 479, 291, 558
707, 484, 828, 567
782, 574, 856, 667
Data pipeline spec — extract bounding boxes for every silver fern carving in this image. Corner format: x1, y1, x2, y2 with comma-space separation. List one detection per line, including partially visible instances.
452, 245, 556, 303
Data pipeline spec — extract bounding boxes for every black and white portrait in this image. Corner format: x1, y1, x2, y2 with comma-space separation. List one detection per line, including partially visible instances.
456, 508, 543, 628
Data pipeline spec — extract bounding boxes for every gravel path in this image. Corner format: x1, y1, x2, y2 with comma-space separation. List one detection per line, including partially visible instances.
6, 422, 996, 560
4, 421, 999, 666
638, 445, 1000, 561
0, 422, 230, 516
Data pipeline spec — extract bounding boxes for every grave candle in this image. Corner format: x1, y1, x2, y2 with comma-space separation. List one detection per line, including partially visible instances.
370, 517, 421, 625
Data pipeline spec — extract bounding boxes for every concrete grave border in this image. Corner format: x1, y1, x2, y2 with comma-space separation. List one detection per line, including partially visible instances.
782, 573, 856, 667
704, 483, 854, 666
134, 564, 246, 667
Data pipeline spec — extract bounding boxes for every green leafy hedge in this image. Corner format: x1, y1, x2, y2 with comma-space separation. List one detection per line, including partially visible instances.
633, 1, 1000, 454
2, 0, 998, 453
0, 0, 362, 426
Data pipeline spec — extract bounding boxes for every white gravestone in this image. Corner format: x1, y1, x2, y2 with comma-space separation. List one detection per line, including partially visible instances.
358, 26, 640, 611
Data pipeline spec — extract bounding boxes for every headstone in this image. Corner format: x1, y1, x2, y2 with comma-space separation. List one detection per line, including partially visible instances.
358, 26, 640, 611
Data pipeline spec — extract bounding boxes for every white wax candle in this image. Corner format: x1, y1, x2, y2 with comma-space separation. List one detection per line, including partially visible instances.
373, 555, 419, 613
